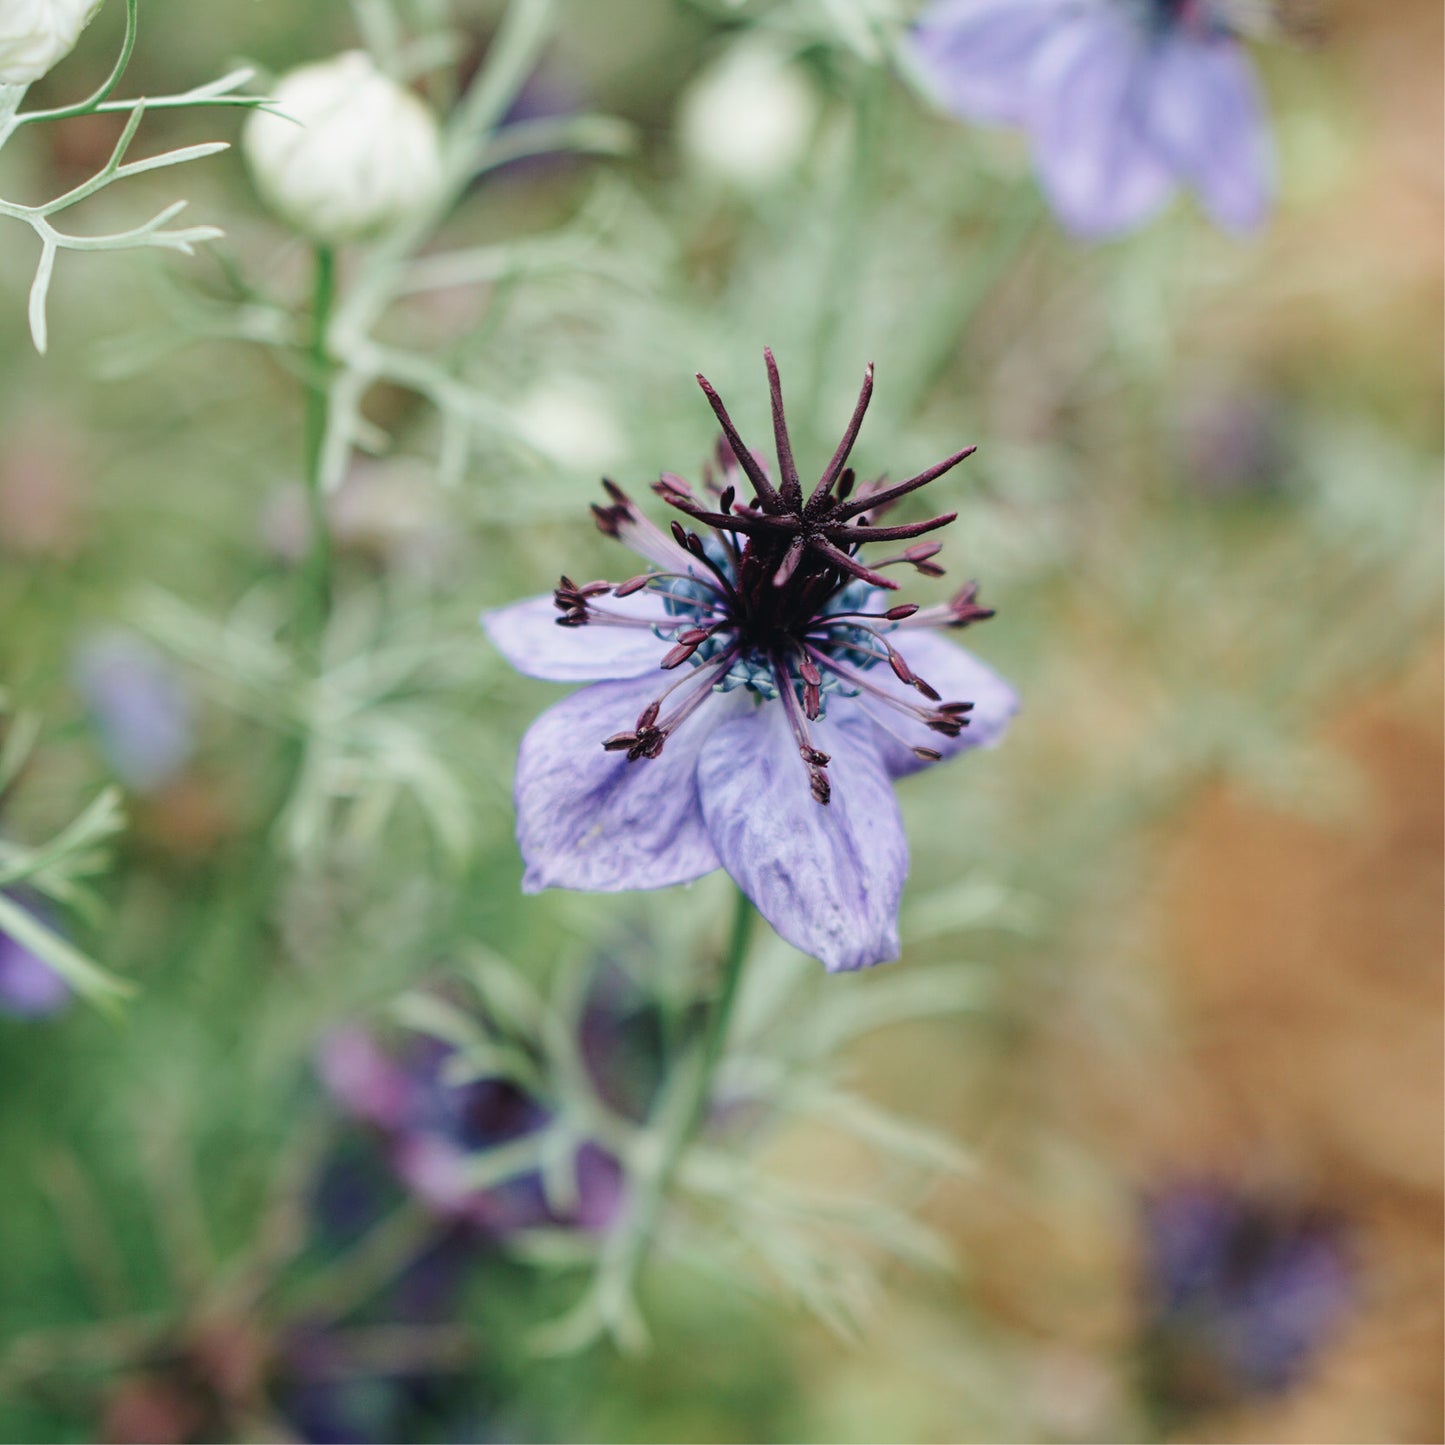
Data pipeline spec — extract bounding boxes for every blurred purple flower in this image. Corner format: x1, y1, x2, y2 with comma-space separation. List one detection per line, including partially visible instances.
72, 629, 195, 794
908, 0, 1275, 238
319, 1026, 622, 1234
0, 896, 70, 1017
578, 963, 677, 1123
483, 353, 1016, 972
1175, 384, 1288, 496
1140, 1181, 1354, 1407
277, 1229, 483, 1445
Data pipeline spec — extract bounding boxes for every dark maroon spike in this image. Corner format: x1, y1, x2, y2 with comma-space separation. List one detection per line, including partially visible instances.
806, 363, 874, 514
658, 491, 781, 538
810, 538, 899, 590
828, 511, 957, 545
773, 535, 806, 588
832, 444, 976, 523
695, 373, 784, 511
764, 348, 803, 509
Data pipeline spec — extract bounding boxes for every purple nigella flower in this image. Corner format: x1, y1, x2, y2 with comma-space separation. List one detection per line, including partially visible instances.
908, 0, 1275, 238
1140, 1182, 1354, 1408
483, 353, 1017, 972
0, 898, 71, 1017
319, 1027, 622, 1234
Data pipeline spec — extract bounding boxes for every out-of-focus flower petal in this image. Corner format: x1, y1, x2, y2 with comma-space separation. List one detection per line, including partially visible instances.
860, 632, 1019, 779
0, 918, 70, 1017
72, 629, 194, 794
572, 1142, 625, 1230
515, 674, 730, 893
1145, 31, 1273, 233
1030, 10, 1176, 237
908, 0, 1077, 124
697, 706, 907, 972
482, 593, 673, 682
318, 1027, 415, 1129
1142, 1182, 1354, 1401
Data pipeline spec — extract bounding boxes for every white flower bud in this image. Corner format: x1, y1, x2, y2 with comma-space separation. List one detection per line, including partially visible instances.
0, 0, 103, 86
677, 43, 820, 189
243, 51, 443, 244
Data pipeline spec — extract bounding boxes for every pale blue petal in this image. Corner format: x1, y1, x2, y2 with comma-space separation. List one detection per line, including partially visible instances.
852, 631, 1019, 779
909, 0, 1078, 124
1145, 31, 1273, 233
697, 704, 907, 972
515, 672, 727, 893
483, 592, 674, 683
1030, 10, 1176, 238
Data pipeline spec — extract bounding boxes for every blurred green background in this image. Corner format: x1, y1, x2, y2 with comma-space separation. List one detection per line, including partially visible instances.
0, 1, 1439, 1441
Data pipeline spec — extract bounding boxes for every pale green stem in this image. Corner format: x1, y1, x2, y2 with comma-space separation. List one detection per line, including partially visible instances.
589, 889, 756, 1349
298, 245, 336, 656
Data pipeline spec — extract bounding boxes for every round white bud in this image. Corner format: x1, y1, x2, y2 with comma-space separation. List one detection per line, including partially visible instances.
0, 0, 104, 86
243, 51, 443, 244
677, 43, 820, 189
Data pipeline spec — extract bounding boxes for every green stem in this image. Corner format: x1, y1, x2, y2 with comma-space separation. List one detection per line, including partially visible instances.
590, 889, 755, 1349
298, 245, 336, 656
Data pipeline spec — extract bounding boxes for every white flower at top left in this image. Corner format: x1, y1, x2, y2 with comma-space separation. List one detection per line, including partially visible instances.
244, 51, 444, 245
0, 0, 103, 86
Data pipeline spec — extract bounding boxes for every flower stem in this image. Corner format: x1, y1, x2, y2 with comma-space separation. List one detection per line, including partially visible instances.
588, 888, 755, 1351
297, 244, 336, 656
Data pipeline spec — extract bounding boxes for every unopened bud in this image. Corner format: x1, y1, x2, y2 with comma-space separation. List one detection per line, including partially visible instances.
243, 51, 442, 244
0, 0, 102, 86
677, 42, 820, 189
